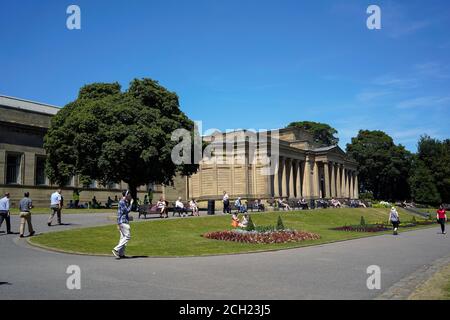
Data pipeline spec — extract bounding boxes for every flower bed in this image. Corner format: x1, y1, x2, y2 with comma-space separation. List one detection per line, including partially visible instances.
203, 229, 321, 244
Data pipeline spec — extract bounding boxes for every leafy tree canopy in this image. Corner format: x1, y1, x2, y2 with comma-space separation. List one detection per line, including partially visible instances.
414, 135, 450, 203
409, 158, 441, 205
346, 130, 412, 201
44, 78, 199, 198
287, 121, 339, 146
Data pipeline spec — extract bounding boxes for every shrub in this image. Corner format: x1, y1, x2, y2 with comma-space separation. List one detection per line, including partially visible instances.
255, 225, 276, 233
359, 192, 374, 201
246, 215, 255, 231
276, 215, 285, 231
360, 216, 366, 226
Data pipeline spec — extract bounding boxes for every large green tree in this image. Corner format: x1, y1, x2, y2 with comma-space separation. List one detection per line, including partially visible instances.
411, 135, 450, 204
287, 121, 338, 146
409, 157, 441, 205
346, 130, 412, 201
44, 78, 199, 201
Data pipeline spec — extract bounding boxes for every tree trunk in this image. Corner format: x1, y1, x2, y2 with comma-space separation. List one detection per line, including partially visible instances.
128, 183, 138, 212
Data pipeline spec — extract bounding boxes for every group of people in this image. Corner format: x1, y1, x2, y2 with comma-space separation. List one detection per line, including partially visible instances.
388, 205, 447, 235
174, 197, 200, 217
151, 196, 200, 218
231, 212, 250, 228
221, 191, 266, 213
0, 189, 64, 238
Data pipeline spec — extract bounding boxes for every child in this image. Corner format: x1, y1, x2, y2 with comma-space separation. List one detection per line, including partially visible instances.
231, 212, 240, 228
239, 213, 250, 228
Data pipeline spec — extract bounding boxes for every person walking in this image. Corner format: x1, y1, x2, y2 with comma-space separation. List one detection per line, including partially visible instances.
48, 189, 62, 226
112, 190, 134, 259
389, 206, 400, 235
0, 192, 12, 234
19, 192, 35, 238
437, 205, 447, 235
223, 191, 230, 214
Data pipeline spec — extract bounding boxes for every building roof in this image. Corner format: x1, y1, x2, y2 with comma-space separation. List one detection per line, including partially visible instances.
0, 95, 61, 116
311, 145, 338, 152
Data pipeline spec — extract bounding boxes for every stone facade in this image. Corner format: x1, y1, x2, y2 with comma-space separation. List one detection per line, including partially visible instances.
0, 96, 184, 208
0, 95, 358, 209
188, 128, 359, 205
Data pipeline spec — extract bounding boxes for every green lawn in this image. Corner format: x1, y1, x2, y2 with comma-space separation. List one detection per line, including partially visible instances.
10, 207, 116, 215
29, 208, 435, 257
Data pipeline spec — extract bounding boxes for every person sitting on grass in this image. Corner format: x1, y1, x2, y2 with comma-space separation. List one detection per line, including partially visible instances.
157, 197, 168, 218
231, 212, 240, 228
189, 198, 199, 216
239, 213, 250, 228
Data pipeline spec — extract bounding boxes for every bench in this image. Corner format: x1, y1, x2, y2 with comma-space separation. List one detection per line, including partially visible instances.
247, 200, 265, 212
172, 202, 194, 217
138, 204, 168, 219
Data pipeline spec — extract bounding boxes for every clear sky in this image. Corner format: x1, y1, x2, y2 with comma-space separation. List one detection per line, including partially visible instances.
1, 0, 449, 151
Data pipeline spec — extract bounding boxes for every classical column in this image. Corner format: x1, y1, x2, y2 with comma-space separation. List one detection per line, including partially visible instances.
280, 157, 287, 197
354, 174, 359, 199
323, 161, 330, 199
345, 169, 350, 198
302, 160, 311, 198
340, 166, 346, 198
296, 160, 302, 198
273, 157, 280, 197
349, 171, 354, 199
312, 161, 320, 198
288, 159, 295, 198
345, 169, 349, 198
336, 164, 341, 198
330, 162, 336, 198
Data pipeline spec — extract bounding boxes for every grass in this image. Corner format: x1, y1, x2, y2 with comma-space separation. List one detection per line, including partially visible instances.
408, 263, 450, 300
29, 207, 435, 257
10, 207, 116, 215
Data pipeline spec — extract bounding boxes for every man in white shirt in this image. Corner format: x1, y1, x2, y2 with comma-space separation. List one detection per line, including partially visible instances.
0, 192, 12, 234
223, 191, 230, 214
48, 189, 62, 226
175, 197, 187, 217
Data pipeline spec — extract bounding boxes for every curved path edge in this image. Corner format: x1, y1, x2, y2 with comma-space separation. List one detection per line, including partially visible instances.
375, 254, 450, 300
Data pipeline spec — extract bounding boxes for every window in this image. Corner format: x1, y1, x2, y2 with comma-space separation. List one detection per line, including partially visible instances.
35, 156, 47, 185
105, 181, 119, 190
89, 180, 97, 189
65, 176, 75, 187
6, 153, 22, 184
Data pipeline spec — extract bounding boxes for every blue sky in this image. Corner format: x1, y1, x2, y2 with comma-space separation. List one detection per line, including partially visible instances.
1, 0, 449, 151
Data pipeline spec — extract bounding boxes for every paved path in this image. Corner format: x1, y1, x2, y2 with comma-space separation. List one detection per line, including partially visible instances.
1, 213, 449, 300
